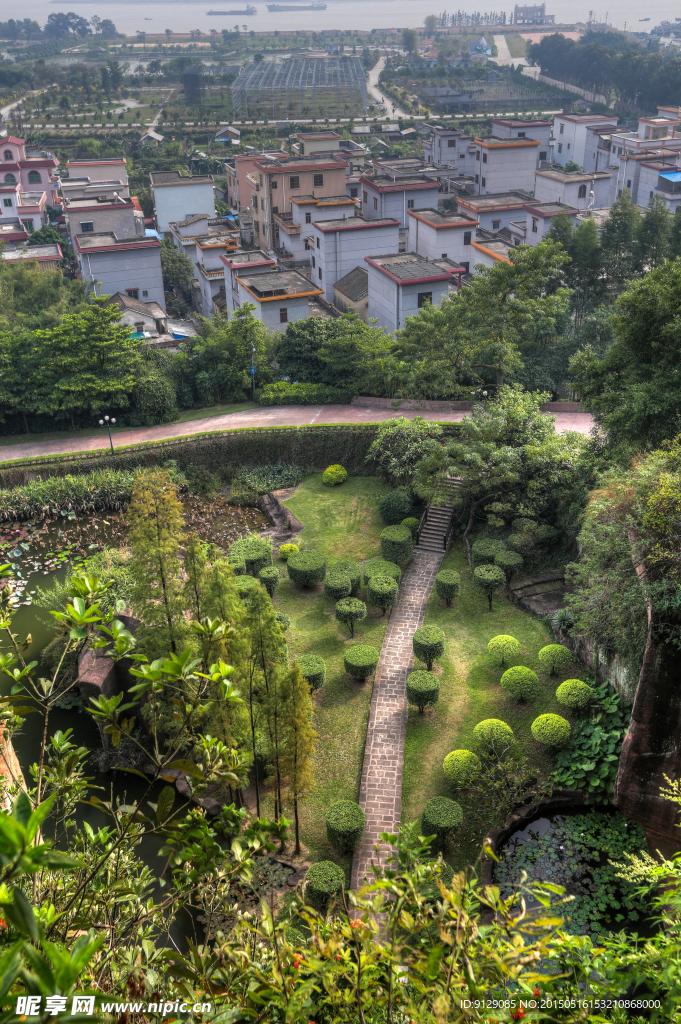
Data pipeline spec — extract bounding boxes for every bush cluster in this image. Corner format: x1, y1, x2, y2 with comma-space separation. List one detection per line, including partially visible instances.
287, 550, 327, 587
322, 464, 348, 486
507, 532, 535, 555
405, 670, 440, 713
305, 861, 345, 910
363, 560, 402, 586
228, 536, 273, 577
422, 796, 463, 848
494, 549, 524, 579
443, 749, 481, 789
367, 574, 399, 615
487, 634, 521, 666
324, 572, 352, 601
378, 489, 414, 525
234, 575, 261, 603
556, 679, 593, 710
471, 538, 507, 566
473, 564, 507, 611
258, 566, 280, 597
401, 516, 420, 539
538, 644, 572, 676
336, 597, 367, 637
473, 718, 515, 755
435, 570, 461, 606
531, 713, 571, 747
344, 644, 379, 680
412, 625, 445, 670
332, 560, 362, 595
275, 611, 291, 632
380, 525, 413, 564
325, 800, 365, 853
500, 665, 540, 703
297, 654, 326, 691
260, 382, 353, 406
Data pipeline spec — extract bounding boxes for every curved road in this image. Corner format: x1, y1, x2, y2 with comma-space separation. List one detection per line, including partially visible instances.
367, 57, 409, 119
0, 403, 594, 465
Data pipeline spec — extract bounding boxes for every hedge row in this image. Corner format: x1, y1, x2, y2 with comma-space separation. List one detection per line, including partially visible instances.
260, 382, 354, 406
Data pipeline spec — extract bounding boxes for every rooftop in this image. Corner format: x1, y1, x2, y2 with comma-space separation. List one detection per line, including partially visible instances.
492, 118, 552, 127
361, 173, 438, 191
236, 268, 323, 300
221, 249, 276, 268
64, 195, 132, 211
297, 131, 342, 141
365, 252, 458, 284
457, 190, 538, 211
535, 168, 612, 182
658, 169, 681, 181
105, 292, 166, 319
334, 266, 368, 302
1, 243, 61, 261
313, 214, 399, 232
149, 171, 214, 186
555, 114, 619, 122
74, 231, 160, 252
254, 154, 348, 172
525, 201, 579, 217
475, 135, 541, 147
408, 207, 478, 228
290, 194, 356, 206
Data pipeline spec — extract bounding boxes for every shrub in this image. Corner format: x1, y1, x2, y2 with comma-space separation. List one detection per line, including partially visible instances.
261, 382, 353, 406
421, 796, 463, 848
538, 644, 572, 677
401, 516, 420, 539
332, 560, 361, 595
507, 532, 535, 555
344, 644, 379, 680
367, 574, 398, 615
305, 861, 345, 910
531, 713, 571, 747
297, 654, 326, 691
227, 481, 260, 508
494, 550, 524, 579
535, 524, 559, 544
325, 800, 365, 852
237, 463, 303, 494
556, 679, 594, 710
413, 625, 445, 670
472, 719, 515, 756
511, 517, 537, 533
473, 565, 507, 611
487, 634, 521, 666
435, 570, 461, 607
443, 749, 481, 789
258, 566, 280, 598
378, 489, 414, 525
471, 538, 507, 566
322, 464, 348, 486
287, 550, 327, 587
335, 597, 367, 637
186, 465, 221, 496
278, 543, 299, 561
227, 555, 246, 576
380, 525, 413, 564
324, 572, 352, 601
234, 575, 262, 603
500, 666, 540, 702
363, 560, 402, 586
228, 535, 273, 577
406, 670, 440, 713
275, 611, 291, 632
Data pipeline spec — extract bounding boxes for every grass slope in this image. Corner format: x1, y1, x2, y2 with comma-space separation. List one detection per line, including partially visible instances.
505, 33, 530, 58
402, 542, 577, 871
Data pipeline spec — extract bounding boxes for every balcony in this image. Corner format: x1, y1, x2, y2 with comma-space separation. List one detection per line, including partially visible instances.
273, 211, 300, 235
246, 172, 259, 190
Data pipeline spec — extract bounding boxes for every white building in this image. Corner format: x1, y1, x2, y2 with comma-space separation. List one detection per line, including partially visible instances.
492, 118, 553, 151
534, 168, 612, 210
60, 178, 130, 203
273, 193, 358, 265
359, 174, 440, 227
150, 171, 215, 236
456, 190, 539, 231
365, 252, 458, 333
474, 135, 541, 194
1, 242, 62, 269
334, 266, 368, 320
234, 268, 323, 331
509, 201, 578, 245
642, 166, 681, 212
66, 158, 129, 192
552, 114, 619, 169
470, 230, 516, 270
221, 250, 277, 313
310, 213, 400, 302
64, 195, 144, 241
74, 233, 165, 309
407, 208, 478, 270
423, 126, 473, 168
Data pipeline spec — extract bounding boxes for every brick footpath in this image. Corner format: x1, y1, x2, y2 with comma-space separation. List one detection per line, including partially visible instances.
350, 547, 446, 892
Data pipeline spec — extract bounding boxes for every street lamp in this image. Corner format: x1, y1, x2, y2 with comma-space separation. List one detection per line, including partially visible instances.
250, 340, 256, 401
99, 414, 116, 455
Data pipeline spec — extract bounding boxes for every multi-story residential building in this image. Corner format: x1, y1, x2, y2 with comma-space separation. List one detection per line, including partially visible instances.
407, 208, 479, 270
607, 150, 679, 205
534, 168, 612, 209
423, 126, 473, 168
0, 135, 59, 204
334, 266, 369, 320
60, 178, 130, 203
309, 213, 400, 302
221, 250, 277, 313
456, 190, 540, 231
273, 193, 357, 268
224, 151, 289, 211
641, 166, 681, 212
1, 243, 62, 269
65, 158, 129, 193
365, 253, 461, 332
470, 228, 516, 270
16, 191, 49, 234
74, 233, 165, 308
292, 131, 342, 156
233, 268, 323, 330
0, 180, 29, 246
64, 195, 144, 241
492, 118, 553, 151
150, 171, 215, 235
513, 3, 554, 24
473, 135, 542, 194
606, 117, 681, 197
510, 201, 579, 245
359, 174, 440, 227
552, 114, 619, 168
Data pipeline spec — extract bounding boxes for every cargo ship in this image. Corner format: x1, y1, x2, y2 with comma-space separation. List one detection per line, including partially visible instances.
266, 2, 326, 9
207, 4, 256, 11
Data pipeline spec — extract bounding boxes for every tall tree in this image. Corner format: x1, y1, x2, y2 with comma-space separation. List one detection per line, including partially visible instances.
183, 533, 209, 620
636, 194, 671, 271
600, 189, 642, 297
160, 238, 194, 292
281, 663, 316, 855
191, 303, 273, 404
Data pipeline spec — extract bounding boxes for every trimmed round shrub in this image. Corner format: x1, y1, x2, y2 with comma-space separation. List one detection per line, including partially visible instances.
322, 464, 348, 487
226, 554, 246, 576
305, 861, 345, 911
406, 670, 440, 713
473, 564, 507, 611
229, 536, 273, 577
535, 523, 559, 544
324, 572, 352, 601
297, 654, 326, 692
531, 713, 571, 748
335, 597, 367, 637
344, 644, 379, 680
472, 718, 515, 756
287, 550, 327, 587
471, 538, 507, 566
363, 560, 402, 586
556, 679, 594, 711
278, 543, 299, 561
275, 611, 291, 632
380, 525, 413, 565
332, 560, 362, 595
507, 532, 535, 555
412, 625, 445, 670
443, 749, 481, 789
401, 516, 420, 539
500, 666, 541, 702
379, 489, 414, 525
487, 634, 521, 666
494, 549, 524, 579
538, 644, 572, 677
435, 570, 461, 607
511, 517, 538, 533
422, 796, 463, 848
325, 800, 365, 853
258, 566, 280, 598
367, 574, 399, 616
234, 575, 262, 603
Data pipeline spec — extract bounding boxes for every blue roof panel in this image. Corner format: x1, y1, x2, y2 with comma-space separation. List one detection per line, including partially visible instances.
658, 170, 681, 181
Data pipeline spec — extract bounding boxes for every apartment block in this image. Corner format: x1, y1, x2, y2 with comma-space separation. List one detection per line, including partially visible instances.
456, 190, 539, 231
359, 174, 440, 227
407, 208, 479, 270
66, 158, 129, 190
150, 171, 216, 235
64, 195, 144, 241
74, 233, 165, 308
473, 135, 541, 194
273, 193, 357, 266
221, 250, 277, 313
1, 135, 60, 204
492, 118, 553, 150
310, 213, 400, 302
423, 126, 473, 168
516, 202, 579, 245
233, 268, 323, 330
365, 252, 460, 333
553, 114, 619, 168
534, 168, 612, 210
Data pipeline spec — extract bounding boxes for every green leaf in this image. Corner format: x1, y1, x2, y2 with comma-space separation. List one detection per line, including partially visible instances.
2, 887, 39, 941
166, 759, 204, 780
155, 786, 175, 825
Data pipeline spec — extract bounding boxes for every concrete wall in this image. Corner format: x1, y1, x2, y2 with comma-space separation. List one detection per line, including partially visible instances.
153, 183, 216, 235
367, 264, 449, 332
67, 206, 142, 240
315, 221, 400, 301
80, 245, 165, 309
477, 144, 539, 194
362, 184, 440, 227
408, 218, 475, 265
235, 283, 309, 330
334, 286, 368, 320
534, 173, 611, 209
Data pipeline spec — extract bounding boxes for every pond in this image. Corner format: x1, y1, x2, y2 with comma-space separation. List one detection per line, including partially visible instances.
494, 809, 650, 938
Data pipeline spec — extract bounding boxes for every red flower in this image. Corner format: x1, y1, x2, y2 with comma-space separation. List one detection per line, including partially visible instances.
511, 1011, 525, 1021
533, 987, 540, 997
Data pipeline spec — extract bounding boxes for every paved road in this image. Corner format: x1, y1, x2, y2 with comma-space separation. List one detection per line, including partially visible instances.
367, 57, 409, 119
0, 404, 594, 465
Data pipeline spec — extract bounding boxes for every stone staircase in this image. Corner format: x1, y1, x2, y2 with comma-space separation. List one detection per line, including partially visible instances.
416, 479, 462, 554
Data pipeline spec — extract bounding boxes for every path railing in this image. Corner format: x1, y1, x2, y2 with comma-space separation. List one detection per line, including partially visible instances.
416, 506, 428, 546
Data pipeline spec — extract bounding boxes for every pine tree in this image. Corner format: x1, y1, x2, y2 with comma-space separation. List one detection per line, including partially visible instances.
183, 533, 209, 620
281, 663, 316, 855
636, 194, 671, 271
246, 586, 287, 819
600, 188, 642, 297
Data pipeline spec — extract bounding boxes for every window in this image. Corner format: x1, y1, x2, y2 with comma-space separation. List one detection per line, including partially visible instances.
373, 197, 378, 210
27, 170, 41, 184
650, 190, 654, 198
441, 252, 448, 258
363, 190, 368, 203
407, 198, 414, 209
539, 151, 547, 161
259, 173, 263, 185
517, 131, 525, 138
463, 231, 471, 245
21, 220, 34, 234
481, 177, 486, 187
318, 266, 322, 280
350, 187, 358, 198
126, 288, 139, 299
272, 205, 278, 214
80, 221, 94, 232
3, 199, 12, 208
482, 152, 487, 163
316, 236, 320, 248
279, 307, 288, 323
558, 143, 563, 154
313, 173, 324, 187
254, 220, 259, 233
270, 179, 277, 188
532, 217, 538, 233
142, 290, 148, 297
476, 150, 480, 161
460, 261, 469, 273
4, 173, 16, 185
626, 179, 631, 189
311, 254, 315, 266
578, 184, 587, 198
460, 153, 466, 159
305, 212, 312, 223
417, 292, 432, 308
252, 193, 257, 208
289, 175, 300, 190
305, 240, 310, 251
447, 139, 456, 147
475, 174, 479, 183
3, 150, 12, 161
260, 198, 264, 211
567, 143, 570, 150
492, 219, 500, 230
559, 123, 564, 134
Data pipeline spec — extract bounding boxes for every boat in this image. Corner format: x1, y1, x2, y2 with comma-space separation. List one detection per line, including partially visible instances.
639, 17, 650, 21
266, 2, 326, 9
207, 4, 255, 12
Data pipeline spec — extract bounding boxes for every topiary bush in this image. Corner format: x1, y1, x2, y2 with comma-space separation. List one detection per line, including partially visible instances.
422, 796, 463, 848
538, 644, 572, 677
556, 679, 594, 711
511, 517, 538, 533
379, 489, 414, 525
535, 524, 559, 545
227, 555, 246, 576
487, 634, 521, 666
287, 550, 327, 587
297, 654, 326, 691
324, 572, 352, 601
335, 597, 367, 637
344, 644, 379, 680
406, 670, 440, 713
473, 564, 507, 611
401, 516, 420, 539
228, 536, 273, 577
443, 749, 481, 789
412, 625, 445, 670
234, 575, 262, 604
472, 718, 515, 756
322, 464, 348, 487
471, 538, 507, 566
258, 566, 280, 598
380, 525, 413, 564
332, 560, 362, 595
325, 800, 365, 853
494, 549, 524, 579
363, 560, 402, 586
366, 574, 399, 616
278, 543, 299, 561
507, 532, 535, 555
275, 611, 291, 632
531, 713, 571, 747
500, 666, 541, 702
305, 861, 345, 911
435, 570, 461, 607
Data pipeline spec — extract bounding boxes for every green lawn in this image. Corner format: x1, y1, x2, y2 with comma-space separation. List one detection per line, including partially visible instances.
402, 542, 578, 871
505, 33, 529, 58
